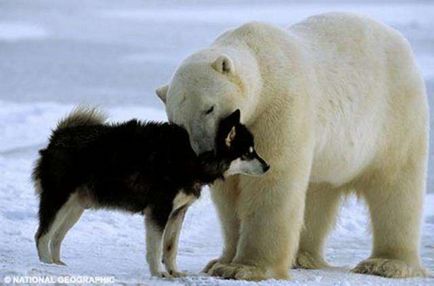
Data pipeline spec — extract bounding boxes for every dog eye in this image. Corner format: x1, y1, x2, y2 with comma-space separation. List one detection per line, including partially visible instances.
243, 148, 254, 158
204, 106, 214, 115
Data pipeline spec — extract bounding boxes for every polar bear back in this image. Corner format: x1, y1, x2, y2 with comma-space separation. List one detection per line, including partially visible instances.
210, 13, 428, 187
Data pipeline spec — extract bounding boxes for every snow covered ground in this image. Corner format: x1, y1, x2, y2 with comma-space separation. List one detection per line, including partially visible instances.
0, 102, 433, 285
0, 0, 433, 285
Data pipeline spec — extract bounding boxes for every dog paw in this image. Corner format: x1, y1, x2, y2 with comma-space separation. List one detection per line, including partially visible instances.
156, 271, 172, 278
168, 270, 186, 278
208, 262, 269, 281
295, 251, 329, 269
352, 258, 428, 278
39, 257, 54, 264
53, 260, 66, 266
155, 270, 185, 279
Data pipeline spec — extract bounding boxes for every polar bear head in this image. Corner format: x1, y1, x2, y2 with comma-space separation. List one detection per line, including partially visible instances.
156, 49, 261, 154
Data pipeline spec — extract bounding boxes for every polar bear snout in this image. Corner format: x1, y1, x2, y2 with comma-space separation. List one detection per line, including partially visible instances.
190, 131, 215, 154
185, 112, 219, 154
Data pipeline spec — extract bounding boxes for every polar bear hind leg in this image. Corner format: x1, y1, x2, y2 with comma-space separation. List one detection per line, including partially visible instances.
352, 149, 428, 278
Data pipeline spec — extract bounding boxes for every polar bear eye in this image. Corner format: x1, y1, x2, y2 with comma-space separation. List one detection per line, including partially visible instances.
204, 106, 214, 115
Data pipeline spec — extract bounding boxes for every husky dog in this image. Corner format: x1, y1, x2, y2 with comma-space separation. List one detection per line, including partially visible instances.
33, 108, 269, 277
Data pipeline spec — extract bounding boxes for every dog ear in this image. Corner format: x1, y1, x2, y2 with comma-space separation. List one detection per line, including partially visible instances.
225, 126, 237, 148
212, 55, 235, 75
227, 109, 241, 124
156, 84, 169, 104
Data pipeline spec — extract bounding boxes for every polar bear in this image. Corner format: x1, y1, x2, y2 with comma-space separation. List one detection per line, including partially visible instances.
156, 13, 429, 280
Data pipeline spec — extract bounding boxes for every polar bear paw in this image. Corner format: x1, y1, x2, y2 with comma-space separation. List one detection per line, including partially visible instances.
207, 262, 271, 281
295, 251, 329, 269
352, 258, 428, 278
202, 258, 221, 273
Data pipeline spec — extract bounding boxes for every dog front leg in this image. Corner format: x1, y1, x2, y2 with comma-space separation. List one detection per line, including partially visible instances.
144, 216, 169, 278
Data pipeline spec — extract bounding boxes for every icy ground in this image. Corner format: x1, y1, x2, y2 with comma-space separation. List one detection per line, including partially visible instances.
0, 102, 433, 285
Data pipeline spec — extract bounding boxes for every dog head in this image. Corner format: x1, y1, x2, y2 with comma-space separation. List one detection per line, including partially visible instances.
215, 109, 270, 177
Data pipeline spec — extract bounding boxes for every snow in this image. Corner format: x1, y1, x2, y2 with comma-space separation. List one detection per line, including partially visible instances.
0, 102, 433, 285
100, 3, 434, 28
0, 0, 433, 285
0, 23, 49, 41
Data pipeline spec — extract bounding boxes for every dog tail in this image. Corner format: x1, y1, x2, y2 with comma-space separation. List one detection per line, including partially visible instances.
33, 107, 107, 191
57, 106, 107, 129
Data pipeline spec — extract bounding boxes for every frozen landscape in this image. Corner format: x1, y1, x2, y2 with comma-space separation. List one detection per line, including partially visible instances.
0, 0, 433, 285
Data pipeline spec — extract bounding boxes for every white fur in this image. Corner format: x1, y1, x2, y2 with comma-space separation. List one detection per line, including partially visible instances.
50, 203, 83, 265
162, 192, 196, 277
225, 158, 264, 176
145, 216, 165, 277
159, 13, 429, 280
172, 191, 196, 210
162, 207, 188, 277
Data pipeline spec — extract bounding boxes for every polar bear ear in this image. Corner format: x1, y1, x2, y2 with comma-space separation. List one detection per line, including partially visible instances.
156, 84, 169, 104
212, 55, 235, 75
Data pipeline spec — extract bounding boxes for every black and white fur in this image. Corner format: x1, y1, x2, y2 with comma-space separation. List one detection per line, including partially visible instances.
33, 108, 269, 277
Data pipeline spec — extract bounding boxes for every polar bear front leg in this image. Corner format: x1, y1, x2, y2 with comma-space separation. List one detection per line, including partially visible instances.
209, 176, 306, 280
203, 178, 240, 273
